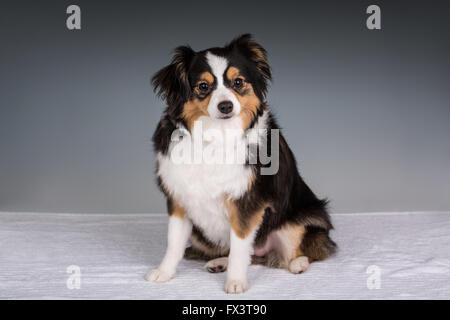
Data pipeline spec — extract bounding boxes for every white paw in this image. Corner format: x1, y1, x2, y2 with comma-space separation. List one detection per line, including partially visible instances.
289, 256, 310, 274
205, 257, 228, 273
225, 279, 248, 294
145, 269, 173, 283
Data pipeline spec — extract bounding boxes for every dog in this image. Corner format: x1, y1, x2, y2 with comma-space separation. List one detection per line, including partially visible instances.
146, 34, 336, 294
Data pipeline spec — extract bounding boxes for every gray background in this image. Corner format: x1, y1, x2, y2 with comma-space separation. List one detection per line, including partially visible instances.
0, 0, 449, 214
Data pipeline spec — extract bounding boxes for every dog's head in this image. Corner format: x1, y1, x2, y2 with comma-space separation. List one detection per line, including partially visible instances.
152, 34, 271, 130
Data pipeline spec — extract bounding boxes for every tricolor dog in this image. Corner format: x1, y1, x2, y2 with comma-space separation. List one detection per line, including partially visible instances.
146, 34, 336, 294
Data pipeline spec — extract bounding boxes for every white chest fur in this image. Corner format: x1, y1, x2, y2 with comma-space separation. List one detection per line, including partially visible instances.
157, 117, 253, 246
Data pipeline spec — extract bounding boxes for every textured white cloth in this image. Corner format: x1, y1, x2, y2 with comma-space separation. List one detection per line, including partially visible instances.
0, 211, 449, 299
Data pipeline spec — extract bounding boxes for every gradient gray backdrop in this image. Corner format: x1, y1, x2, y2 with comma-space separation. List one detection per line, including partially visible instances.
1, 0, 449, 214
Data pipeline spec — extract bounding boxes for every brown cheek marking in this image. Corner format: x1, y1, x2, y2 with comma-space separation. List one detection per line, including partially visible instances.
182, 96, 211, 130
182, 72, 215, 130
235, 84, 261, 131
181, 72, 214, 130
225, 199, 265, 239
225, 68, 261, 130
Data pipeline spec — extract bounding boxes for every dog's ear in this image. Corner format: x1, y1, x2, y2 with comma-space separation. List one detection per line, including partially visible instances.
228, 34, 271, 83
152, 46, 196, 106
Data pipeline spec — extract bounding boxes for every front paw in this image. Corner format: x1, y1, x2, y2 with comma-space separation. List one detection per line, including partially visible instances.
225, 279, 248, 294
145, 269, 174, 283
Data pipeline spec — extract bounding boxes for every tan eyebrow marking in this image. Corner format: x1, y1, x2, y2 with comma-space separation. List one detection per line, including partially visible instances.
198, 71, 214, 84
226, 66, 245, 81
182, 96, 211, 131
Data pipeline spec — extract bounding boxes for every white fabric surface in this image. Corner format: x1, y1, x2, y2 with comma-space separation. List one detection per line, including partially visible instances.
0, 211, 449, 299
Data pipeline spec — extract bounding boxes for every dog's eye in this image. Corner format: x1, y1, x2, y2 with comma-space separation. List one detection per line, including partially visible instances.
233, 78, 244, 89
198, 82, 209, 92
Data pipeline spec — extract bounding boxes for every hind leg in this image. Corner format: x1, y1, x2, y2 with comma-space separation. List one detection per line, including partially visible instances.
275, 223, 335, 274
273, 224, 309, 272
290, 226, 336, 274
205, 257, 228, 273
286, 226, 337, 274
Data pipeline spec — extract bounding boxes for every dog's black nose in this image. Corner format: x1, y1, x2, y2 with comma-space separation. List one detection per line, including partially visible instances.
217, 101, 233, 114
